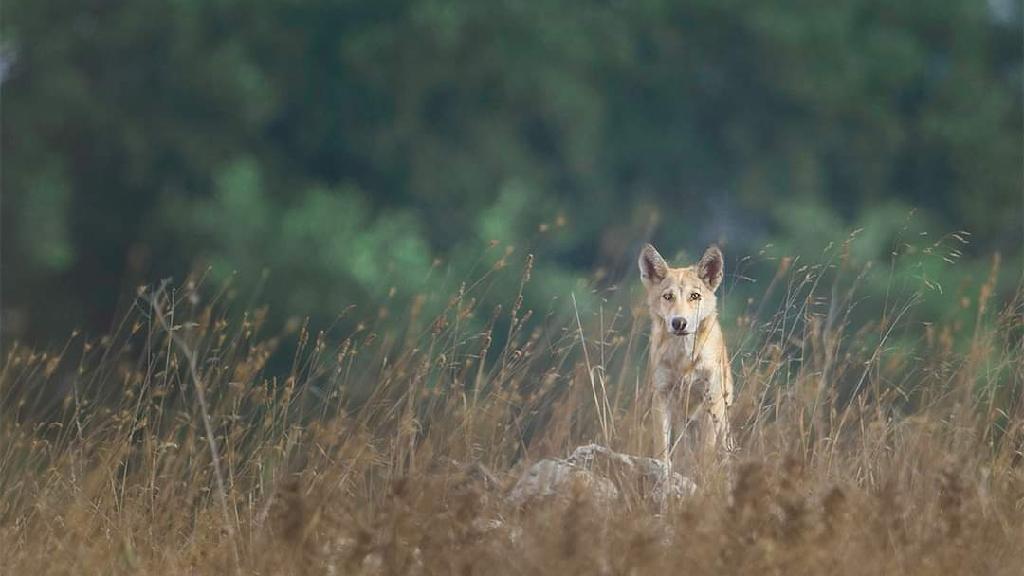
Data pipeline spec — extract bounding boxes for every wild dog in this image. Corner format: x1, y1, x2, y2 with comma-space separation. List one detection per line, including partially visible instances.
638, 244, 734, 472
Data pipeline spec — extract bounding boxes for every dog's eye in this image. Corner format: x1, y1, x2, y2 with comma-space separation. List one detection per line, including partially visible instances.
662, 292, 674, 301
689, 292, 701, 301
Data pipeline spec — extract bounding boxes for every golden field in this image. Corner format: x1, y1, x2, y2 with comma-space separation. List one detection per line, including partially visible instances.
2, 243, 1022, 575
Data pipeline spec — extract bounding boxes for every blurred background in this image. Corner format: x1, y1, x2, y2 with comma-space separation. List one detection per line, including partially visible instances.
2, 0, 1021, 345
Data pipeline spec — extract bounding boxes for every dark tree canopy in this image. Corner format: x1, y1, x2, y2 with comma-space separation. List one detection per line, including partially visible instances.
2, 0, 1021, 342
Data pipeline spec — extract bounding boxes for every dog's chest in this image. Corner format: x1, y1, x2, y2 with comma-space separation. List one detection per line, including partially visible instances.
651, 339, 708, 399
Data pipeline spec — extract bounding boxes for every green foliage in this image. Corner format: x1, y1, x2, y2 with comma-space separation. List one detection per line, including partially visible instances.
20, 164, 75, 273
163, 157, 436, 315
2, 0, 1020, 340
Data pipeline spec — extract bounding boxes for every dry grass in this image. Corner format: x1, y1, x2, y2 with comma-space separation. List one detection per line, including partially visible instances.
2, 242, 1022, 575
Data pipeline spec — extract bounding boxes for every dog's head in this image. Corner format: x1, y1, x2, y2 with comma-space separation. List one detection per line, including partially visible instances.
638, 243, 723, 337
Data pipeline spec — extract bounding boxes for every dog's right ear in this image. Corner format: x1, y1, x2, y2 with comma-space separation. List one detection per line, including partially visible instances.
638, 244, 668, 287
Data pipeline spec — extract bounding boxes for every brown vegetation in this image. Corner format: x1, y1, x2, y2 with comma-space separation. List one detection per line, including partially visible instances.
2, 246, 1022, 575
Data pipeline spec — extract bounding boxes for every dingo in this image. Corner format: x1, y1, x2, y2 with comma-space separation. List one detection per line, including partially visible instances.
638, 244, 734, 471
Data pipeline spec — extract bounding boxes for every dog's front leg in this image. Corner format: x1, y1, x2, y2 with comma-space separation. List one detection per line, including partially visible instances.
705, 400, 733, 453
708, 397, 733, 450
713, 351, 736, 453
703, 371, 734, 454
652, 393, 672, 471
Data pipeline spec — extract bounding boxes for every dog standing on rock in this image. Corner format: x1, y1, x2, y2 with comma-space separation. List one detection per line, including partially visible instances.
639, 244, 735, 473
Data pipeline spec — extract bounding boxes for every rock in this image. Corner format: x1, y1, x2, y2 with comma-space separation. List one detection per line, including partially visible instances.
508, 444, 697, 506
508, 457, 619, 506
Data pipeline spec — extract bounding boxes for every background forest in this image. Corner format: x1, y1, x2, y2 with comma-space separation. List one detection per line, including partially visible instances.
3, 0, 1021, 346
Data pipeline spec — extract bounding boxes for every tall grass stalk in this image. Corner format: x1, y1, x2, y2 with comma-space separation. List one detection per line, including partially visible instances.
1, 241, 1021, 575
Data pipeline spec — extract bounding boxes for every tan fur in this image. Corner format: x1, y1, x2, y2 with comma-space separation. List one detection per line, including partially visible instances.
638, 244, 735, 471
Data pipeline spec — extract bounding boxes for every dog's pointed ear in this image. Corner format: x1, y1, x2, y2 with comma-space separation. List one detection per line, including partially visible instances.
697, 245, 724, 292
638, 244, 668, 287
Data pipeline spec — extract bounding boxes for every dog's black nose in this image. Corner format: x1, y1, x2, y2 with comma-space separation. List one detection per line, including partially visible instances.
671, 317, 687, 332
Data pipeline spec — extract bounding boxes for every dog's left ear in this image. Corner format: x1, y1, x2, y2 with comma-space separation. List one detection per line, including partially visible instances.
697, 245, 724, 292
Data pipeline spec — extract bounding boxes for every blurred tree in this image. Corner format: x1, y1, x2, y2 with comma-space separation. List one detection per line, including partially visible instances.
2, 0, 1020, 341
